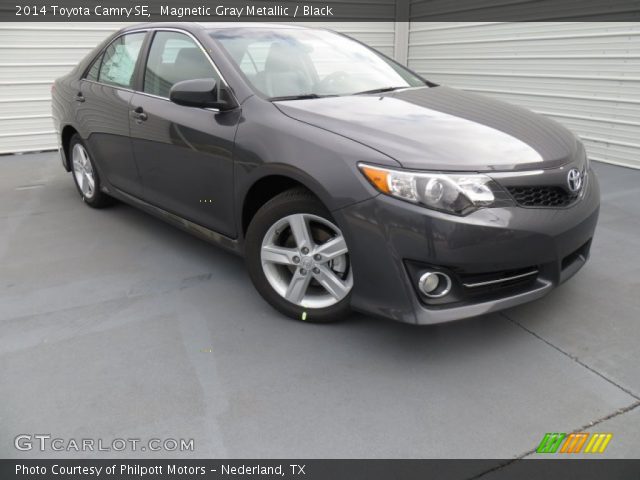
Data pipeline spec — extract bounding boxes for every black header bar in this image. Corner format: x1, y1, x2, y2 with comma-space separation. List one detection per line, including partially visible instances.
3, 0, 640, 22
2, 459, 640, 480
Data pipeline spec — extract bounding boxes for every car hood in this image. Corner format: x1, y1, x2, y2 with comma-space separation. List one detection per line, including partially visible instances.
274, 86, 579, 172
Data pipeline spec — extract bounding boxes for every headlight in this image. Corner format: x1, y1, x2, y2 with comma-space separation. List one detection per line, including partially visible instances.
359, 163, 511, 215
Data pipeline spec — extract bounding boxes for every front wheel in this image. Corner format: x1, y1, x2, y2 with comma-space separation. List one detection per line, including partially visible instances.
245, 188, 353, 323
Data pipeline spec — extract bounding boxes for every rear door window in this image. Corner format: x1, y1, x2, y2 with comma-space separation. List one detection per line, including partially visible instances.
98, 32, 145, 89
85, 54, 103, 81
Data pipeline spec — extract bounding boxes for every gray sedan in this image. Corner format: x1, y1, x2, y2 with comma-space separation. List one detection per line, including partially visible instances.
52, 23, 599, 324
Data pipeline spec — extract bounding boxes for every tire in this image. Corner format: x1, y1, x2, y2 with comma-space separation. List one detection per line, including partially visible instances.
69, 134, 114, 208
245, 188, 353, 323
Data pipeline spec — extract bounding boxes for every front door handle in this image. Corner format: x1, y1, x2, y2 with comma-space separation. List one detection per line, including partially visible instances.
132, 106, 147, 122
75, 93, 85, 103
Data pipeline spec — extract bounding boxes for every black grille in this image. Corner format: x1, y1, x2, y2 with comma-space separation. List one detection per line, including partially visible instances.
507, 186, 575, 208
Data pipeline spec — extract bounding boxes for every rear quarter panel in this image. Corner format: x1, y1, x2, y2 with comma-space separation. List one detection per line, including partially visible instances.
51, 31, 120, 169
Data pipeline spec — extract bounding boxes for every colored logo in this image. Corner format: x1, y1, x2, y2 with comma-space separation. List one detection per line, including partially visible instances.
536, 432, 612, 454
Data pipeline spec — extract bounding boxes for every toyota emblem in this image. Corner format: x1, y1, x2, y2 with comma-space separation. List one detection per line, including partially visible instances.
567, 168, 582, 193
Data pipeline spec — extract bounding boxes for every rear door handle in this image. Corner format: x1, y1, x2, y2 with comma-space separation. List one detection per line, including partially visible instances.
75, 93, 85, 103
132, 106, 147, 122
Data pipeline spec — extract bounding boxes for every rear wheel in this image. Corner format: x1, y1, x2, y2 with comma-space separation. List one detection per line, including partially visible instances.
69, 134, 114, 208
246, 188, 353, 323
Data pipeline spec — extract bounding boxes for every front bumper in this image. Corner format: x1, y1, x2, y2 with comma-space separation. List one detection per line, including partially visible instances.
333, 170, 600, 325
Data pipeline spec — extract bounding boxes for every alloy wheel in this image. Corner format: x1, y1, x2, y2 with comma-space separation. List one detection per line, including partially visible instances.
72, 143, 96, 198
260, 213, 353, 309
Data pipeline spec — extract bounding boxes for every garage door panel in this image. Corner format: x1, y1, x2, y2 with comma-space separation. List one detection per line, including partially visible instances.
411, 58, 640, 77
468, 92, 640, 124
581, 139, 640, 168
554, 118, 640, 148
425, 74, 640, 98
0, 47, 95, 64
0, 83, 51, 101
0, 117, 54, 136
409, 38, 640, 57
0, 100, 53, 118
0, 133, 55, 154
0, 65, 76, 82
409, 22, 640, 40
0, 28, 116, 46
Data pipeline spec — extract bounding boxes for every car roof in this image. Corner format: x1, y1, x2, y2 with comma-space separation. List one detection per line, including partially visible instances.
120, 22, 315, 33
199, 22, 311, 30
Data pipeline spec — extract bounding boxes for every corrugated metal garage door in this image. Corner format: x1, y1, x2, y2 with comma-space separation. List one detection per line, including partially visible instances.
0, 22, 127, 154
0, 22, 396, 154
408, 22, 640, 169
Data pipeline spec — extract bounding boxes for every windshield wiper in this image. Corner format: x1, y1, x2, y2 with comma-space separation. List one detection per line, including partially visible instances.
269, 93, 336, 101
353, 86, 407, 95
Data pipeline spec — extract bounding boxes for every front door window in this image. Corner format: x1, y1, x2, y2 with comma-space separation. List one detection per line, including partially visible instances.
144, 31, 219, 98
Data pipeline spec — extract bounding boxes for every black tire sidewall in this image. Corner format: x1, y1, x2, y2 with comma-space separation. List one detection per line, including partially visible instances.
245, 189, 352, 323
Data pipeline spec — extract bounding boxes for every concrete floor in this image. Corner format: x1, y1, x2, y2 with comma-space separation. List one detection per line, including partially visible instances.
1, 152, 639, 463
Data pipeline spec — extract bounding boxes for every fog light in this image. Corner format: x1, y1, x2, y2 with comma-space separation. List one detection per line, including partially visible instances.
418, 271, 452, 298
420, 272, 439, 293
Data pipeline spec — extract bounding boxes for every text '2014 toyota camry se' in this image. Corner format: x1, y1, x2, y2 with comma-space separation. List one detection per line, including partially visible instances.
52, 23, 599, 325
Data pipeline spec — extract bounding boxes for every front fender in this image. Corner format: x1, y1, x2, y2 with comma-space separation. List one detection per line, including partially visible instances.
233, 96, 400, 236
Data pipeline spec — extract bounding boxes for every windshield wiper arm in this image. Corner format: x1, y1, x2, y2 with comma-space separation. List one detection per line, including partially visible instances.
353, 86, 407, 95
269, 93, 336, 101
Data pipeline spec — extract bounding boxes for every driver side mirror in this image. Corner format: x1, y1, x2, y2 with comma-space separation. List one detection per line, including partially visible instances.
169, 78, 237, 111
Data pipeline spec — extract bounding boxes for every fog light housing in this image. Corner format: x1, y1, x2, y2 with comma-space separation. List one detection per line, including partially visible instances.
418, 271, 452, 298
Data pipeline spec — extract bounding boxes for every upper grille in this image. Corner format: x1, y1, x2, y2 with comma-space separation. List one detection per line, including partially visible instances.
507, 186, 576, 208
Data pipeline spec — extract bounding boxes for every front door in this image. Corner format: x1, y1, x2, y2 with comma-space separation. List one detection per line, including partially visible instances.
129, 30, 239, 238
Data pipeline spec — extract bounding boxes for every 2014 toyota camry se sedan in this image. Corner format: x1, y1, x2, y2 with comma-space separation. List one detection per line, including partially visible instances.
52, 22, 600, 325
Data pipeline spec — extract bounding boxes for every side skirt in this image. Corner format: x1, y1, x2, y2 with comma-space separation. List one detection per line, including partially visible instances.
107, 186, 242, 256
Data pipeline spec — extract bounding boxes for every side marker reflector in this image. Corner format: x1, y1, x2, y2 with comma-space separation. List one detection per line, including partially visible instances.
359, 165, 390, 194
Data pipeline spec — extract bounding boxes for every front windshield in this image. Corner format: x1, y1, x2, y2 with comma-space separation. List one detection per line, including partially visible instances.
210, 27, 427, 99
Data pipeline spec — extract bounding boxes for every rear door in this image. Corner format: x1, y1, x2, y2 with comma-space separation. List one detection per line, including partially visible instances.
77, 31, 147, 197
129, 30, 239, 238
